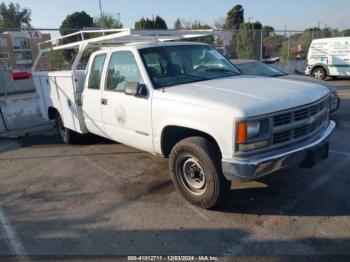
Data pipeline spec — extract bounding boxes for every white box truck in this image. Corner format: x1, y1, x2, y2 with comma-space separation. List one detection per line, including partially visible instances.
305, 36, 350, 80
32, 29, 335, 209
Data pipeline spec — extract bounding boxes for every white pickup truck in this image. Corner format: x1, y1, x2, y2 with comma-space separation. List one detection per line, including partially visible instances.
32, 29, 335, 209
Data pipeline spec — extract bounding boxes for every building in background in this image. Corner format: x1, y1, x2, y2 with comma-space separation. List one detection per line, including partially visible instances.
0, 31, 50, 70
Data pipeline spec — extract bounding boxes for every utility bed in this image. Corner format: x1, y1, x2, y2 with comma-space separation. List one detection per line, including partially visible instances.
33, 70, 87, 133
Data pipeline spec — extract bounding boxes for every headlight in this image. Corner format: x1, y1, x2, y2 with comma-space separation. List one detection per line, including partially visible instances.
247, 121, 261, 139
236, 119, 270, 151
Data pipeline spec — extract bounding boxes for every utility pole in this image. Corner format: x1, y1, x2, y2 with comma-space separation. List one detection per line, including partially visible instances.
287, 31, 291, 64
260, 29, 263, 61
318, 21, 323, 29
99, 0, 104, 29
248, 17, 254, 23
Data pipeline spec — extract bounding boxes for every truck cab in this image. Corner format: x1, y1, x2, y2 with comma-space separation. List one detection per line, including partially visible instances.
32, 29, 336, 209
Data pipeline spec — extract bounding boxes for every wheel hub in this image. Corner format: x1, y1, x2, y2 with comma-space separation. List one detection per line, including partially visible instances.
181, 157, 206, 194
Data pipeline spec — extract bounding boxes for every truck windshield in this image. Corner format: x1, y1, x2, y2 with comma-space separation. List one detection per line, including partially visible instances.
139, 45, 240, 89
234, 61, 286, 77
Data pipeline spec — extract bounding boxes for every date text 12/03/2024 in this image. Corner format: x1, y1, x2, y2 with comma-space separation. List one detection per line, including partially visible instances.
127, 256, 219, 261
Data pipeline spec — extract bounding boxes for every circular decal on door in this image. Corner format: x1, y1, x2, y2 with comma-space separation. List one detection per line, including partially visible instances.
115, 105, 127, 126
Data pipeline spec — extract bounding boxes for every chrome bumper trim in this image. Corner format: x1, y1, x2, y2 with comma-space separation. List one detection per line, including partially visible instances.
222, 121, 336, 181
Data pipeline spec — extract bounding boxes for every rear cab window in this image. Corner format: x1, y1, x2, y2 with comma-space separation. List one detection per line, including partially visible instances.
88, 53, 107, 90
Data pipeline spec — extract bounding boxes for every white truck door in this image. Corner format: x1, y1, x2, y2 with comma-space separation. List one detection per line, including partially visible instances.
100, 50, 153, 152
81, 52, 108, 138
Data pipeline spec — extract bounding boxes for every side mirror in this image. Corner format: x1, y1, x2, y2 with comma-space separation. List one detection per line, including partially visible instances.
124, 82, 148, 97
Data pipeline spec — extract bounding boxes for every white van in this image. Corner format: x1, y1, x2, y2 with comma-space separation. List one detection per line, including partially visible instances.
305, 36, 350, 80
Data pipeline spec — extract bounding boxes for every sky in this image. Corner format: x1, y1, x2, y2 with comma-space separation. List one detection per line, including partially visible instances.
2, 0, 350, 32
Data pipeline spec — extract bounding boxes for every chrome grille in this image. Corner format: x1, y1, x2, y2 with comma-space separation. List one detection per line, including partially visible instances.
273, 99, 329, 145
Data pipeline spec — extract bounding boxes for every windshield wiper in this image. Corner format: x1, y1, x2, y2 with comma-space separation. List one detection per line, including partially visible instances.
172, 73, 209, 81
204, 68, 239, 76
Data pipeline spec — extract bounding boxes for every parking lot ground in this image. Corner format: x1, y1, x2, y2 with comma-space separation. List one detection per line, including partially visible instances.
0, 80, 349, 259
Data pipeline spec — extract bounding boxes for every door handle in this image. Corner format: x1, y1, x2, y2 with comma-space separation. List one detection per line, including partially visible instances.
101, 98, 108, 105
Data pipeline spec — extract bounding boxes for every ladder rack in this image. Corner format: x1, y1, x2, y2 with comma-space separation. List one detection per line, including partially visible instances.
38, 28, 215, 52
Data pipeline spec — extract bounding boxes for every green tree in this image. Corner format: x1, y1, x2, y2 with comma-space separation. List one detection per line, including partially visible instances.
59, 11, 93, 36
236, 22, 262, 59
190, 20, 214, 44
344, 29, 350, 36
48, 50, 66, 70
262, 25, 274, 38
263, 34, 284, 58
134, 15, 167, 29
0, 2, 31, 29
225, 5, 244, 30
94, 13, 123, 28
174, 18, 182, 30
279, 40, 290, 63
155, 16, 167, 29
59, 11, 93, 60
322, 27, 332, 38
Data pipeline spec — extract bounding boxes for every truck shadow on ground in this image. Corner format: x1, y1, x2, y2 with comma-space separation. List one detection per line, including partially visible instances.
0, 128, 120, 155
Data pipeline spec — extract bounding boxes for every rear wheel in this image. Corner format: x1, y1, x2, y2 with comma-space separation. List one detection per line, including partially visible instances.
55, 112, 77, 144
169, 136, 230, 209
312, 67, 327, 80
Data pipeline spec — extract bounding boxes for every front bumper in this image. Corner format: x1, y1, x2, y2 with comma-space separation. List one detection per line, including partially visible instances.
222, 121, 336, 181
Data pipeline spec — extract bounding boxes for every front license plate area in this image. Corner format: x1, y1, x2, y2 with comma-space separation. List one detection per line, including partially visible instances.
300, 142, 329, 168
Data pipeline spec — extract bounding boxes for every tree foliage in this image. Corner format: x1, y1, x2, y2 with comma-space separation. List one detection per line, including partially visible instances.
59, 11, 93, 36
344, 29, 350, 36
0, 2, 31, 29
59, 11, 93, 61
48, 50, 66, 70
190, 20, 214, 44
262, 25, 274, 38
236, 22, 262, 59
134, 15, 167, 29
174, 18, 182, 30
225, 5, 244, 30
94, 13, 123, 28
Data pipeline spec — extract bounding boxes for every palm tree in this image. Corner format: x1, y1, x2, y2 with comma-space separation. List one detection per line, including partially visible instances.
0, 2, 31, 29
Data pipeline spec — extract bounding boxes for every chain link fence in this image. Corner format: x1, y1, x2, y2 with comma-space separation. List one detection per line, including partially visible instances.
211, 29, 346, 73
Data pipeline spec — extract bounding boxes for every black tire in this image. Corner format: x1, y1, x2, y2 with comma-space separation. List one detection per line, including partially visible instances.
312, 67, 327, 80
169, 136, 230, 209
55, 112, 77, 144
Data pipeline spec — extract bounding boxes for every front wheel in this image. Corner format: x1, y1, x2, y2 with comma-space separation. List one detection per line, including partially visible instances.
312, 67, 327, 80
55, 112, 78, 144
169, 137, 230, 209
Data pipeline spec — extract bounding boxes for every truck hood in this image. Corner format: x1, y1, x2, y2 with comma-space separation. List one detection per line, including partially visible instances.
157, 75, 329, 117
